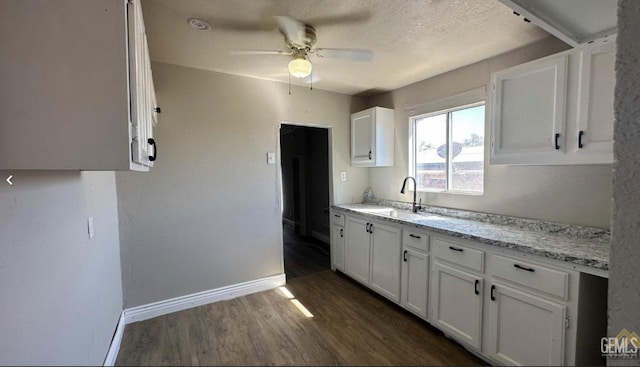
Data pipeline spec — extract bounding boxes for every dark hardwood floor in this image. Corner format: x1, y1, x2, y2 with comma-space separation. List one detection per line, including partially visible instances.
116, 270, 487, 366
283, 221, 330, 280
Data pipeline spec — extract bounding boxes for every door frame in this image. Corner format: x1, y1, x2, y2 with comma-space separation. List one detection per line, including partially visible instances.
277, 121, 334, 274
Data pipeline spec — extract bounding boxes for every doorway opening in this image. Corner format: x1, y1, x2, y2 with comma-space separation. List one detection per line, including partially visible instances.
280, 124, 331, 280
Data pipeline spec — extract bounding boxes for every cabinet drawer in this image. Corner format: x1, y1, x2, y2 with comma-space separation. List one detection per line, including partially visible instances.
332, 212, 346, 227
432, 238, 484, 273
402, 230, 429, 252
492, 255, 569, 300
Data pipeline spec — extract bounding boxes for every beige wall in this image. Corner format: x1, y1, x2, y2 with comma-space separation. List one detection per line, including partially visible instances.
367, 37, 612, 228
116, 63, 366, 308
0, 171, 123, 365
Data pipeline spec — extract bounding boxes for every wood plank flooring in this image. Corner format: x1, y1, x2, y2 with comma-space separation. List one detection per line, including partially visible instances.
116, 270, 486, 366
283, 222, 330, 280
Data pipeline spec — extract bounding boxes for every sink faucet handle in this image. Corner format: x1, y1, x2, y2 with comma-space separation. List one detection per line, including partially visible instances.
417, 198, 423, 210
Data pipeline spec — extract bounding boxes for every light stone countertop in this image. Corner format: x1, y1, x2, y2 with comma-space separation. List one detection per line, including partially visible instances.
333, 203, 610, 273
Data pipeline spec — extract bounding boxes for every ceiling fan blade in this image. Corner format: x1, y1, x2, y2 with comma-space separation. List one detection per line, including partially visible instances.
229, 49, 293, 56
314, 48, 373, 62
274, 15, 306, 46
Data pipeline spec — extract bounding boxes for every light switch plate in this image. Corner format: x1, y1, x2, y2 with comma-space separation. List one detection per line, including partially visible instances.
340, 171, 347, 181
267, 152, 276, 164
88, 216, 95, 239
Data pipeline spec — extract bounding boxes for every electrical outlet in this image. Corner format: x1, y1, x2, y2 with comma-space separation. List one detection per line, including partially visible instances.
340, 171, 347, 181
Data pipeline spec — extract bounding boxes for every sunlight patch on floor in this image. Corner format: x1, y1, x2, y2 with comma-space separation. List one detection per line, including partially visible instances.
278, 286, 314, 318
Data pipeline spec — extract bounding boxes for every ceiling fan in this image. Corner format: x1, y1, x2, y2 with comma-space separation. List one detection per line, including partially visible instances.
230, 15, 373, 80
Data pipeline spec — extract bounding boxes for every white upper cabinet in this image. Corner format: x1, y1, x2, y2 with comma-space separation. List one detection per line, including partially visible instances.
351, 107, 394, 167
490, 44, 615, 165
129, 0, 158, 168
490, 53, 568, 164
0, 0, 158, 170
572, 43, 615, 164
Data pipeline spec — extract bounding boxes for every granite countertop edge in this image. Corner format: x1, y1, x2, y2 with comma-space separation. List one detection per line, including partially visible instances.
332, 203, 609, 272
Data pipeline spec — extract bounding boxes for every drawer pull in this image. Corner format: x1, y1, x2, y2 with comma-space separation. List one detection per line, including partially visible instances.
340, 228, 343, 238
578, 130, 584, 148
554, 133, 560, 150
409, 234, 421, 239
474, 279, 479, 295
448, 246, 464, 252
490, 284, 496, 301
403, 250, 408, 262
334, 214, 341, 218
514, 264, 535, 272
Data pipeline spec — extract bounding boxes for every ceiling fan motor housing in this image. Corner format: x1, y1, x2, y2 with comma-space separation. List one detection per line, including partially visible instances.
284, 24, 317, 50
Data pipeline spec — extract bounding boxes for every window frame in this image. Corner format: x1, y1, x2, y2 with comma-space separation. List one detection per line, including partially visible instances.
409, 101, 486, 195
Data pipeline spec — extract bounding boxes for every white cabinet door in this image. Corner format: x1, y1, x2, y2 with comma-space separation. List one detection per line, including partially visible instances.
345, 216, 371, 284
350, 107, 394, 167
129, 0, 156, 167
351, 109, 375, 164
331, 224, 345, 271
490, 53, 568, 165
487, 283, 566, 366
573, 43, 615, 163
370, 222, 402, 302
401, 247, 429, 319
0, 0, 156, 170
430, 262, 483, 349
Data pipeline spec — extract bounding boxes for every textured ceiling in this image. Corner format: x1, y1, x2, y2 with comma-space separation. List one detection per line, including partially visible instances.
141, 0, 553, 95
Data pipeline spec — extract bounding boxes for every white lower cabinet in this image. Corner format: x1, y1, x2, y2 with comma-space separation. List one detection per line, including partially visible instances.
331, 209, 607, 366
486, 255, 571, 366
431, 261, 484, 349
401, 247, 429, 319
331, 224, 345, 271
487, 282, 566, 366
330, 211, 346, 271
430, 237, 485, 349
370, 222, 402, 302
343, 214, 402, 302
345, 216, 371, 284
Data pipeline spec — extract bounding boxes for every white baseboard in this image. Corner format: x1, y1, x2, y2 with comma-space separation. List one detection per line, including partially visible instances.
123, 273, 286, 324
103, 311, 125, 366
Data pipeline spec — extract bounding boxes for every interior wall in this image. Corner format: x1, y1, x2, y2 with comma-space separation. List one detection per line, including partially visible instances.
367, 37, 612, 228
0, 171, 123, 365
608, 1, 640, 364
116, 62, 366, 308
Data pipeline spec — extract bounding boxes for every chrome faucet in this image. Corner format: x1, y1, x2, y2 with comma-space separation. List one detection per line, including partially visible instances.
401, 176, 422, 213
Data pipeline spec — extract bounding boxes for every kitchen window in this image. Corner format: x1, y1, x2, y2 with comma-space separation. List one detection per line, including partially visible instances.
409, 102, 485, 193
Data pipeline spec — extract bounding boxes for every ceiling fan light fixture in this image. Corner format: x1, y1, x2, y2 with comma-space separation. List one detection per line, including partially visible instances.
288, 57, 312, 78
